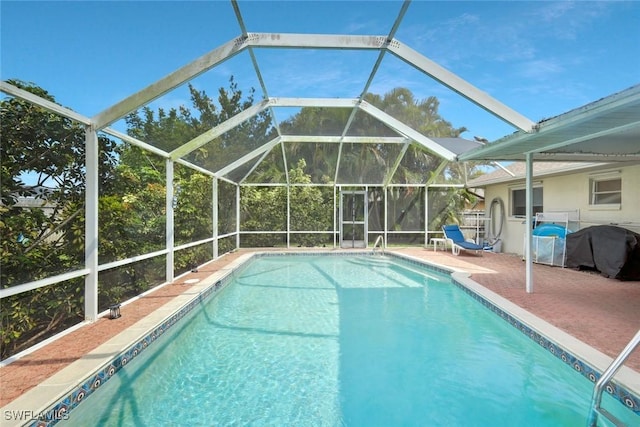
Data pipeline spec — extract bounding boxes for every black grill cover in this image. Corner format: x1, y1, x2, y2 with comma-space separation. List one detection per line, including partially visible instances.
565, 225, 640, 280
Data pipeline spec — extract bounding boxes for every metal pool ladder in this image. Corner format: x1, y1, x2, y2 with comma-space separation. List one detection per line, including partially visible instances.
587, 328, 640, 427
372, 235, 385, 255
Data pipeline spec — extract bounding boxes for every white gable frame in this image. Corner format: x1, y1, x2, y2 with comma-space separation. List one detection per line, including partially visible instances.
90, 30, 535, 162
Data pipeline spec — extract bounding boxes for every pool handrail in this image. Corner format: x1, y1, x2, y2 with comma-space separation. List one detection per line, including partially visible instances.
587, 328, 640, 426
372, 235, 385, 255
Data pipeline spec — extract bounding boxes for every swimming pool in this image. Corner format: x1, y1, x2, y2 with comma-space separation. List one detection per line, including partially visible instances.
47, 253, 638, 426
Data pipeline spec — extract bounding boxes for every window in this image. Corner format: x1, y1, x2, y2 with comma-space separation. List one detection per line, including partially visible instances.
510, 187, 543, 217
590, 175, 621, 206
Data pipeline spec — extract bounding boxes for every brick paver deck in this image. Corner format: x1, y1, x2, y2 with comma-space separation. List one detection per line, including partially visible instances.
1, 248, 639, 408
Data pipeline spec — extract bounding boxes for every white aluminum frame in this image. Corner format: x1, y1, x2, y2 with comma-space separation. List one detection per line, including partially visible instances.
2, 0, 560, 344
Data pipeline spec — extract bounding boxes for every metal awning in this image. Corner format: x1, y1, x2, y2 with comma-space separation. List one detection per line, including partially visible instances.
458, 84, 640, 163
457, 84, 640, 294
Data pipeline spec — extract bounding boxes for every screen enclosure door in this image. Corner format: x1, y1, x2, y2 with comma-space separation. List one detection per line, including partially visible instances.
340, 190, 367, 248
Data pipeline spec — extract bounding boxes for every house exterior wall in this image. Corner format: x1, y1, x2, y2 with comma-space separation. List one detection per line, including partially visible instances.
482, 164, 640, 255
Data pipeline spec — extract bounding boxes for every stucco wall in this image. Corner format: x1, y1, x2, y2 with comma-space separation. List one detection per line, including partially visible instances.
482, 164, 640, 255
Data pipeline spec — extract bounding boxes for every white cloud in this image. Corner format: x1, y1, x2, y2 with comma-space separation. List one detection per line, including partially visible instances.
516, 59, 565, 80
404, 10, 537, 67
530, 1, 610, 40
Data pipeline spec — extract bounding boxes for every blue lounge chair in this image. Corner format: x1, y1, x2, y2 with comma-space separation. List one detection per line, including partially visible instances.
442, 224, 484, 256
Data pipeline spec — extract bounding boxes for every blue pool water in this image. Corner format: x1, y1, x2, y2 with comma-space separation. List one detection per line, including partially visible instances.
61, 254, 637, 426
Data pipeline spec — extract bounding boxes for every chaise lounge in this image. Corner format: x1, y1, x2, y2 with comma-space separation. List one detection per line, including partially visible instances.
442, 224, 484, 256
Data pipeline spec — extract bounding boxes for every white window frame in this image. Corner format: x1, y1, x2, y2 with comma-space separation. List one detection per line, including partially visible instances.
589, 171, 621, 210
509, 184, 543, 218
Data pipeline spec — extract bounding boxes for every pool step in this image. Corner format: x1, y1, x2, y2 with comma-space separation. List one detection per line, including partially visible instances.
365, 256, 445, 283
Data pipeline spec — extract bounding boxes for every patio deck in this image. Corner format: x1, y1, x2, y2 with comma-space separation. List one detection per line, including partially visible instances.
1, 248, 639, 409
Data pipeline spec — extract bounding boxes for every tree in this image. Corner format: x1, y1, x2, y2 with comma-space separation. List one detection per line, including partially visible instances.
1, 80, 119, 358
2, 76, 274, 359
125, 77, 275, 256
240, 185, 287, 247
240, 159, 333, 247
0, 79, 486, 360
277, 87, 481, 242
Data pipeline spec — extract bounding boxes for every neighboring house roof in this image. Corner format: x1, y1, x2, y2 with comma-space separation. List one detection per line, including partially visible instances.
15, 196, 56, 209
466, 161, 613, 187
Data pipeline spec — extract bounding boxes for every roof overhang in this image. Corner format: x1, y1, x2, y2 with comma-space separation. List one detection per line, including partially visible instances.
458, 84, 640, 163
464, 161, 640, 187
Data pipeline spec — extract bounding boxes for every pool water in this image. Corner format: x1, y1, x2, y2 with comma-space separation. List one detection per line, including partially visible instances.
62, 255, 637, 426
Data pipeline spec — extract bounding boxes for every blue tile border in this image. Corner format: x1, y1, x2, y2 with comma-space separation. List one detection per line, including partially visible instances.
32, 251, 639, 425
450, 276, 640, 417
31, 273, 234, 427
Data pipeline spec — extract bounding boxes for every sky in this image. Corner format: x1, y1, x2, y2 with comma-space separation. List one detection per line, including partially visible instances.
1, 0, 639, 142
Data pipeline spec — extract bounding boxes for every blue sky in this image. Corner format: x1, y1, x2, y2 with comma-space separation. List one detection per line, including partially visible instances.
1, 0, 639, 142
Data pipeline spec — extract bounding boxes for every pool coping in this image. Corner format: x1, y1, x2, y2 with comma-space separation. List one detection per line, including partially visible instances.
2, 250, 638, 426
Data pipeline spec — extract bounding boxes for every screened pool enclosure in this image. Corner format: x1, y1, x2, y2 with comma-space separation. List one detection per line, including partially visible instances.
1, 0, 545, 360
